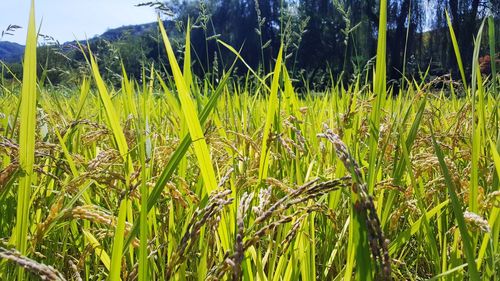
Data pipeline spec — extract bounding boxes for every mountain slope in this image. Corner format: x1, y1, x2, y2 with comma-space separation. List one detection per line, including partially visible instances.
0, 41, 24, 63
0, 21, 159, 63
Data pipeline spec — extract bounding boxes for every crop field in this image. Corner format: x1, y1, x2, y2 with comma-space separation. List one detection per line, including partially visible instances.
1, 1, 500, 281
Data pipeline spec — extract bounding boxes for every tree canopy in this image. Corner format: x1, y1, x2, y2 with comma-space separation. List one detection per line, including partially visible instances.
2, 0, 499, 89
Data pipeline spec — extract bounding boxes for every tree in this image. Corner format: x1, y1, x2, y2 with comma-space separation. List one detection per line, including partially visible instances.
434, 0, 497, 75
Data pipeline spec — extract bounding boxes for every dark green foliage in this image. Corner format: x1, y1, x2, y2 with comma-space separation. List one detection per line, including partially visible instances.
1, 0, 499, 88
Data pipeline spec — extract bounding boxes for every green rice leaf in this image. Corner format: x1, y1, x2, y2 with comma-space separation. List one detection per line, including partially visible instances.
258, 46, 283, 181
13, 2, 37, 279
431, 127, 480, 280
158, 17, 218, 193
445, 10, 468, 90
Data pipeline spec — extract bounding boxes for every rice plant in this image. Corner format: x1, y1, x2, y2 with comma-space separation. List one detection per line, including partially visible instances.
0, 0, 499, 280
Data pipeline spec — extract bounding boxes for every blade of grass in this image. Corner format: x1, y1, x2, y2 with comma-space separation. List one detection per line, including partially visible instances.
217, 40, 271, 92
428, 261, 476, 281
122, 34, 240, 253
88, 55, 130, 166
488, 15, 497, 95
12, 2, 37, 280
88, 42, 133, 281
367, 0, 387, 194
183, 18, 193, 91
158, 17, 217, 194
82, 230, 111, 271
259, 46, 283, 181
158, 17, 234, 259
388, 200, 449, 254
470, 20, 486, 213
491, 139, 500, 183
137, 65, 154, 281
445, 10, 468, 90
382, 95, 426, 228
486, 139, 500, 266
430, 126, 480, 280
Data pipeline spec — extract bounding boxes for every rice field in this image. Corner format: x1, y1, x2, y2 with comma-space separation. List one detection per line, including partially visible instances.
1, 1, 500, 280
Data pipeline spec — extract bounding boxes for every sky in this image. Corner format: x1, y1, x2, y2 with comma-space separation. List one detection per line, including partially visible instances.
0, 0, 158, 45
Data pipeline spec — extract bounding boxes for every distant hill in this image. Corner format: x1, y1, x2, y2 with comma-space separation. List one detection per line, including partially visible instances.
0, 21, 159, 63
98, 22, 157, 41
59, 21, 160, 48
0, 41, 24, 63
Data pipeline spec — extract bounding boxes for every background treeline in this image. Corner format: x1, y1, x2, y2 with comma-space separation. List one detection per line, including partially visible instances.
2, 0, 500, 89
